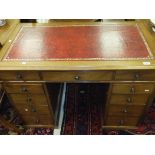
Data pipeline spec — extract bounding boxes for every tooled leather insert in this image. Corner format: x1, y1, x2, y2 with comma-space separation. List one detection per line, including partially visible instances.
3, 25, 153, 61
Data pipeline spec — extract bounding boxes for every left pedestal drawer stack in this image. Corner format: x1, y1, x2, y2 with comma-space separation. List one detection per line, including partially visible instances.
3, 83, 54, 128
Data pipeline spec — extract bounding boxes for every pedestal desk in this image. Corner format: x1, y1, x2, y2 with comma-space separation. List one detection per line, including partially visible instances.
0, 20, 155, 130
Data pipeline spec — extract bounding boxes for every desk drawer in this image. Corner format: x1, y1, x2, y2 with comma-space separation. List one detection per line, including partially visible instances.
115, 70, 155, 81
0, 71, 40, 81
107, 105, 145, 116
112, 84, 154, 94
23, 115, 53, 125
42, 71, 113, 81
14, 105, 32, 115
10, 94, 48, 106
109, 94, 148, 105
35, 105, 51, 115
106, 116, 139, 126
4, 84, 44, 94
39, 115, 53, 125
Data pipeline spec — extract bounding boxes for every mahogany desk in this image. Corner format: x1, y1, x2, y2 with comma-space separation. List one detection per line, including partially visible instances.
0, 20, 155, 131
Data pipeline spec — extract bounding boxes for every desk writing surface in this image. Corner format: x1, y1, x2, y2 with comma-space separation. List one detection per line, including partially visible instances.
3, 24, 153, 61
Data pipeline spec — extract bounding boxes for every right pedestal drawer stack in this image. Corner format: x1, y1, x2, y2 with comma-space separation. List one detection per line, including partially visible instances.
105, 70, 155, 128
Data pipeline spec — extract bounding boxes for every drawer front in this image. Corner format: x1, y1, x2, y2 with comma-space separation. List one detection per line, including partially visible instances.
35, 105, 51, 115
112, 84, 154, 94
115, 70, 155, 81
22, 116, 38, 124
42, 71, 113, 81
39, 115, 53, 125
109, 94, 148, 105
23, 115, 53, 125
9, 94, 48, 106
107, 105, 145, 116
106, 116, 139, 126
0, 71, 40, 81
14, 105, 32, 115
4, 84, 44, 94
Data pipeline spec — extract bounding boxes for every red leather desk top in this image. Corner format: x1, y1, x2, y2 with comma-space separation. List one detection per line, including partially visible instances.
4, 25, 153, 61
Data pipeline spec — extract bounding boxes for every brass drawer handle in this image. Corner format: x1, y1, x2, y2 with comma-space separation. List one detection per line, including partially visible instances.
122, 108, 128, 113
134, 73, 140, 80
74, 76, 80, 80
21, 87, 28, 93
130, 87, 135, 94
16, 73, 23, 80
126, 97, 132, 103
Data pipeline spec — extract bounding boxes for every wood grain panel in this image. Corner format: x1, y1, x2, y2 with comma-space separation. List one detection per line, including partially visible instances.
42, 71, 113, 81
112, 84, 154, 94
109, 94, 149, 105
115, 70, 155, 81
4, 84, 44, 94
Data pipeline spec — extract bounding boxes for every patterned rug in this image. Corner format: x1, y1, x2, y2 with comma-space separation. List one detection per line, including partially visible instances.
61, 83, 108, 135
62, 83, 155, 135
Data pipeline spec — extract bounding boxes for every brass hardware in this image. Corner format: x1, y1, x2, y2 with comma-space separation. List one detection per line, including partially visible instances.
74, 76, 80, 80
21, 87, 28, 92
127, 97, 132, 103
130, 87, 135, 94
134, 73, 140, 80
16, 73, 23, 80
123, 109, 128, 113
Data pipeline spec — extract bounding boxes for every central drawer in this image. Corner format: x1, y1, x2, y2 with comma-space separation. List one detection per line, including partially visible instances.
112, 84, 154, 94
4, 84, 45, 94
42, 71, 113, 81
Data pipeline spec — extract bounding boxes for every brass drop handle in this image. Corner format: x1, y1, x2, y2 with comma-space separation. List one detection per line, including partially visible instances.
134, 73, 140, 80
127, 97, 132, 103
21, 87, 28, 93
130, 87, 135, 94
16, 73, 23, 80
122, 108, 128, 113
74, 75, 80, 80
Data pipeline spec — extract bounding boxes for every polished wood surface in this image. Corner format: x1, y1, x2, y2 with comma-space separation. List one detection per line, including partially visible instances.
4, 83, 54, 127
0, 20, 19, 47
